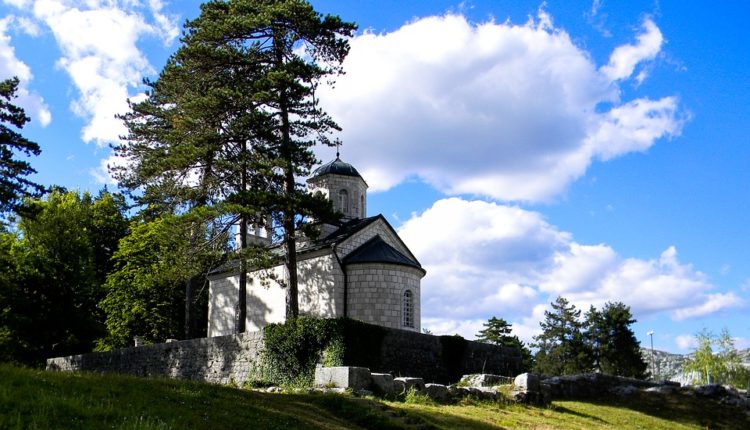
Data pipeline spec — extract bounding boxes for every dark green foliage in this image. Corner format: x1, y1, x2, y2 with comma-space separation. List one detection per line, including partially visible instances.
584, 302, 647, 378
476, 316, 534, 371
534, 297, 647, 378
97, 214, 226, 350
0, 77, 44, 220
259, 317, 391, 387
260, 316, 346, 386
0, 190, 127, 365
533, 296, 592, 376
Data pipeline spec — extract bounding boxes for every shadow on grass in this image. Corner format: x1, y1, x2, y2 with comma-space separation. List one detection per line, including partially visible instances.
575, 392, 750, 430
1, 365, 508, 430
300, 393, 508, 430
552, 404, 610, 424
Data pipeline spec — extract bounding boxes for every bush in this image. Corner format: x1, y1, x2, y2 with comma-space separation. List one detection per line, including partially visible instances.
259, 317, 344, 386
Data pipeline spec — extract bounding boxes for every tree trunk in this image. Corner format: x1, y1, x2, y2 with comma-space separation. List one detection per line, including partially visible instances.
184, 275, 195, 339
275, 28, 299, 320
236, 215, 247, 333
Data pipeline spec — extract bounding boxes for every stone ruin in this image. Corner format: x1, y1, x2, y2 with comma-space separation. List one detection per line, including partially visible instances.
309, 366, 750, 413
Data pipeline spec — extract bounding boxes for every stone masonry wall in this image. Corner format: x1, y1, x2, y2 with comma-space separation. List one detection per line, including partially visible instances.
344, 327, 523, 384
47, 324, 521, 386
46, 331, 264, 385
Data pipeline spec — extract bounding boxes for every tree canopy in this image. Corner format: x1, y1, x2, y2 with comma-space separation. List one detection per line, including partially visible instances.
114, 0, 355, 332
532, 297, 647, 377
533, 296, 592, 375
684, 328, 749, 387
97, 214, 227, 350
584, 302, 647, 378
0, 190, 127, 365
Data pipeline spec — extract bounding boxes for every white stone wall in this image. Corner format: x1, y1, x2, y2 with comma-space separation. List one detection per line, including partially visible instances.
308, 175, 367, 219
297, 252, 344, 317
346, 263, 422, 332
208, 252, 343, 337
208, 267, 287, 337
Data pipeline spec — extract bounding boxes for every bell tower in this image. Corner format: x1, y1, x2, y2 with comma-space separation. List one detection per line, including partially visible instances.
307, 154, 368, 227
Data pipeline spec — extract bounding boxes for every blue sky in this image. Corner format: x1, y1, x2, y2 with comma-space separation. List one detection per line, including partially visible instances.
1, 0, 748, 353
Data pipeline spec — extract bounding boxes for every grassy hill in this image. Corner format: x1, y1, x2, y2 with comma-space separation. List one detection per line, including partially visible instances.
1, 364, 748, 429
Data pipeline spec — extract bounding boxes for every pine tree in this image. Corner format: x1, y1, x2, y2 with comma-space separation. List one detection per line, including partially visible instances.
584, 302, 647, 378
0, 77, 44, 219
115, 0, 355, 331
533, 296, 592, 375
476, 317, 534, 371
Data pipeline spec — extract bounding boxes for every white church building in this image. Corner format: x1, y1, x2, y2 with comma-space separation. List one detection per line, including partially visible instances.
207, 156, 426, 337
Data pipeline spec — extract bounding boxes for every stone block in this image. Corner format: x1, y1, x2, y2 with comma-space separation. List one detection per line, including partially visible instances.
513, 373, 540, 392
424, 383, 449, 402
314, 366, 372, 391
448, 385, 470, 398
460, 373, 507, 387
609, 385, 638, 396
393, 378, 406, 394
370, 373, 395, 396
394, 377, 425, 392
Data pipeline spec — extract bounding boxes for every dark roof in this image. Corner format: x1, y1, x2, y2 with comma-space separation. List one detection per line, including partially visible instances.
343, 235, 424, 272
209, 215, 423, 276
209, 216, 381, 275
309, 157, 363, 180
305, 216, 380, 250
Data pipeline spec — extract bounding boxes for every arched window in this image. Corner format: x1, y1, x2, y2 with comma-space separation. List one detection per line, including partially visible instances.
403, 290, 414, 328
338, 189, 348, 214
360, 195, 365, 217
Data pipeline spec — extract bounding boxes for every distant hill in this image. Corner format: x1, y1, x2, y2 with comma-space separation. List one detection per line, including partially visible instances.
641, 348, 750, 385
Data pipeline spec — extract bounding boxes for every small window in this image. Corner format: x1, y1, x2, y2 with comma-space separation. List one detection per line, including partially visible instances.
360, 195, 365, 217
338, 189, 348, 214
403, 290, 414, 328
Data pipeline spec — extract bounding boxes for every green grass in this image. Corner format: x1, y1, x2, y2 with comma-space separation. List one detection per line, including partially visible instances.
1, 364, 748, 429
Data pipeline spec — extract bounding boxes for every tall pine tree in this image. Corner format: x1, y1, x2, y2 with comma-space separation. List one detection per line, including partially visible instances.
584, 302, 647, 378
0, 77, 44, 219
533, 296, 592, 375
115, 0, 354, 331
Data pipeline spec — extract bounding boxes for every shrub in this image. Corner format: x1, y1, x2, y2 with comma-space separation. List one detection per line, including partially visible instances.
259, 317, 344, 386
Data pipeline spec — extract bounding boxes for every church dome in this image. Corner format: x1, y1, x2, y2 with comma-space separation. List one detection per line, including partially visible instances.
310, 156, 362, 180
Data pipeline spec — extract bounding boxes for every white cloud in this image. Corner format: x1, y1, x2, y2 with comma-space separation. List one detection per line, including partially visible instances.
147, 0, 180, 44
2, 0, 31, 8
671, 293, 743, 320
318, 13, 682, 202
0, 16, 51, 126
1, 1, 181, 147
398, 198, 742, 339
600, 18, 663, 83
35, 4, 154, 146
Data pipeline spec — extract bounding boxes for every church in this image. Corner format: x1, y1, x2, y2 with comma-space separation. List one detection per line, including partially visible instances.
207, 156, 426, 337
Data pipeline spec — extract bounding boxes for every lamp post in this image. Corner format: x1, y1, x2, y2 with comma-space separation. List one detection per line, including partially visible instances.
647, 330, 655, 380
